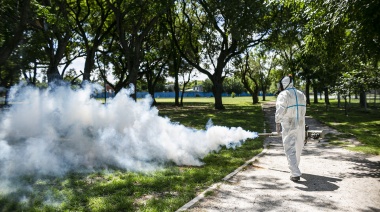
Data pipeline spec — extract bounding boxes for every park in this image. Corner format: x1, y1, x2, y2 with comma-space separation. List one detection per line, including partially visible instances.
1, 0, 379, 211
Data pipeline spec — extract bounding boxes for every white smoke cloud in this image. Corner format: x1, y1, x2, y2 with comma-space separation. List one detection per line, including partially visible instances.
0, 83, 257, 180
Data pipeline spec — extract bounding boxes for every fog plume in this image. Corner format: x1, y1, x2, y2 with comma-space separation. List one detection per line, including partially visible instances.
0, 83, 257, 181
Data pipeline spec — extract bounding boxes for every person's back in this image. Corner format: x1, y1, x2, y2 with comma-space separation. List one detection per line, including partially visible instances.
277, 87, 306, 133
275, 75, 306, 181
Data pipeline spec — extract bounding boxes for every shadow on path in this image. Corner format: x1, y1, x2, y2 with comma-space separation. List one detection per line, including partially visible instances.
295, 173, 341, 191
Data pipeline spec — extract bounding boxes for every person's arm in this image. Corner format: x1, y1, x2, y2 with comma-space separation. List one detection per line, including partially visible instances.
275, 92, 287, 124
275, 93, 287, 135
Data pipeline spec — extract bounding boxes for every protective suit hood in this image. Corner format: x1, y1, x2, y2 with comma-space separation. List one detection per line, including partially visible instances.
281, 76, 293, 89
277, 76, 294, 91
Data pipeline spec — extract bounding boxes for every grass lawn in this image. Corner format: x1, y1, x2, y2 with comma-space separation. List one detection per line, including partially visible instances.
306, 99, 380, 155
0, 96, 267, 212
1, 95, 378, 211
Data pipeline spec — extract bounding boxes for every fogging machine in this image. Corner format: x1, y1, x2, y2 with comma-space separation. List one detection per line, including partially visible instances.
258, 125, 327, 143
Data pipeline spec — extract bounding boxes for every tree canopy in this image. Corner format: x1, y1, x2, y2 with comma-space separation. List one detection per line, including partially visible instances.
0, 0, 378, 109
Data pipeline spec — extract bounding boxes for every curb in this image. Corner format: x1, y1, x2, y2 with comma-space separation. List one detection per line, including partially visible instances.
175, 143, 270, 212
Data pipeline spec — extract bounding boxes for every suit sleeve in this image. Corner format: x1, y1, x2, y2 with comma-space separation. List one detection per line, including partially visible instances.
275, 92, 287, 124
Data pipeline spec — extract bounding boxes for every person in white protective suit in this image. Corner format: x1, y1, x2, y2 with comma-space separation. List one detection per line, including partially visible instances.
275, 75, 306, 182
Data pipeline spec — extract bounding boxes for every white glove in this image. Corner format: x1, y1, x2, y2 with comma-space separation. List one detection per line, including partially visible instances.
276, 123, 281, 135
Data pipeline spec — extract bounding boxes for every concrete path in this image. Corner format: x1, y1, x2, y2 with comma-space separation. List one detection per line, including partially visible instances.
178, 102, 380, 212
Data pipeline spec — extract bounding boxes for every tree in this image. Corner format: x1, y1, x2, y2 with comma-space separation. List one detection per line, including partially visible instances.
141, 44, 168, 105
178, 66, 195, 105
233, 51, 260, 104
169, 0, 274, 109
266, 1, 312, 99
202, 78, 213, 93
257, 51, 278, 101
324, 0, 380, 63
167, 39, 183, 106
298, 52, 320, 105
325, 0, 380, 108
65, 0, 115, 84
223, 77, 244, 96
29, 0, 75, 83
64, 68, 82, 86
292, 0, 348, 109
106, 0, 171, 100
0, 0, 31, 66
164, 8, 191, 107
0, 54, 22, 88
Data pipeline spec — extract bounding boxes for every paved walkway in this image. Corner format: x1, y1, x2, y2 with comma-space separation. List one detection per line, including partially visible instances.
178, 102, 380, 212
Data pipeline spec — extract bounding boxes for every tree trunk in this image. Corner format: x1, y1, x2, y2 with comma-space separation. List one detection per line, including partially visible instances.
359, 89, 367, 109
180, 81, 188, 107
324, 87, 330, 111
253, 87, 259, 104
47, 66, 64, 83
180, 88, 185, 107
45, 30, 70, 84
83, 48, 97, 82
305, 77, 311, 105
241, 75, 258, 104
261, 87, 266, 101
128, 65, 139, 100
46, 43, 65, 83
147, 72, 157, 105
212, 80, 225, 110
125, 45, 141, 101
344, 96, 348, 116
172, 51, 181, 107
252, 80, 259, 104
349, 92, 352, 103
261, 83, 267, 101
313, 86, 318, 103
174, 73, 180, 106
3, 87, 10, 106
337, 93, 341, 108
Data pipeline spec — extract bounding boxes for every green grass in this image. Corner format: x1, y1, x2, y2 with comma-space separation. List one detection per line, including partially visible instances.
307, 99, 380, 155
0, 96, 267, 212
2, 95, 378, 211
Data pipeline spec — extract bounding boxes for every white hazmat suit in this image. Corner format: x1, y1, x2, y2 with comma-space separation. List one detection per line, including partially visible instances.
275, 76, 306, 179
